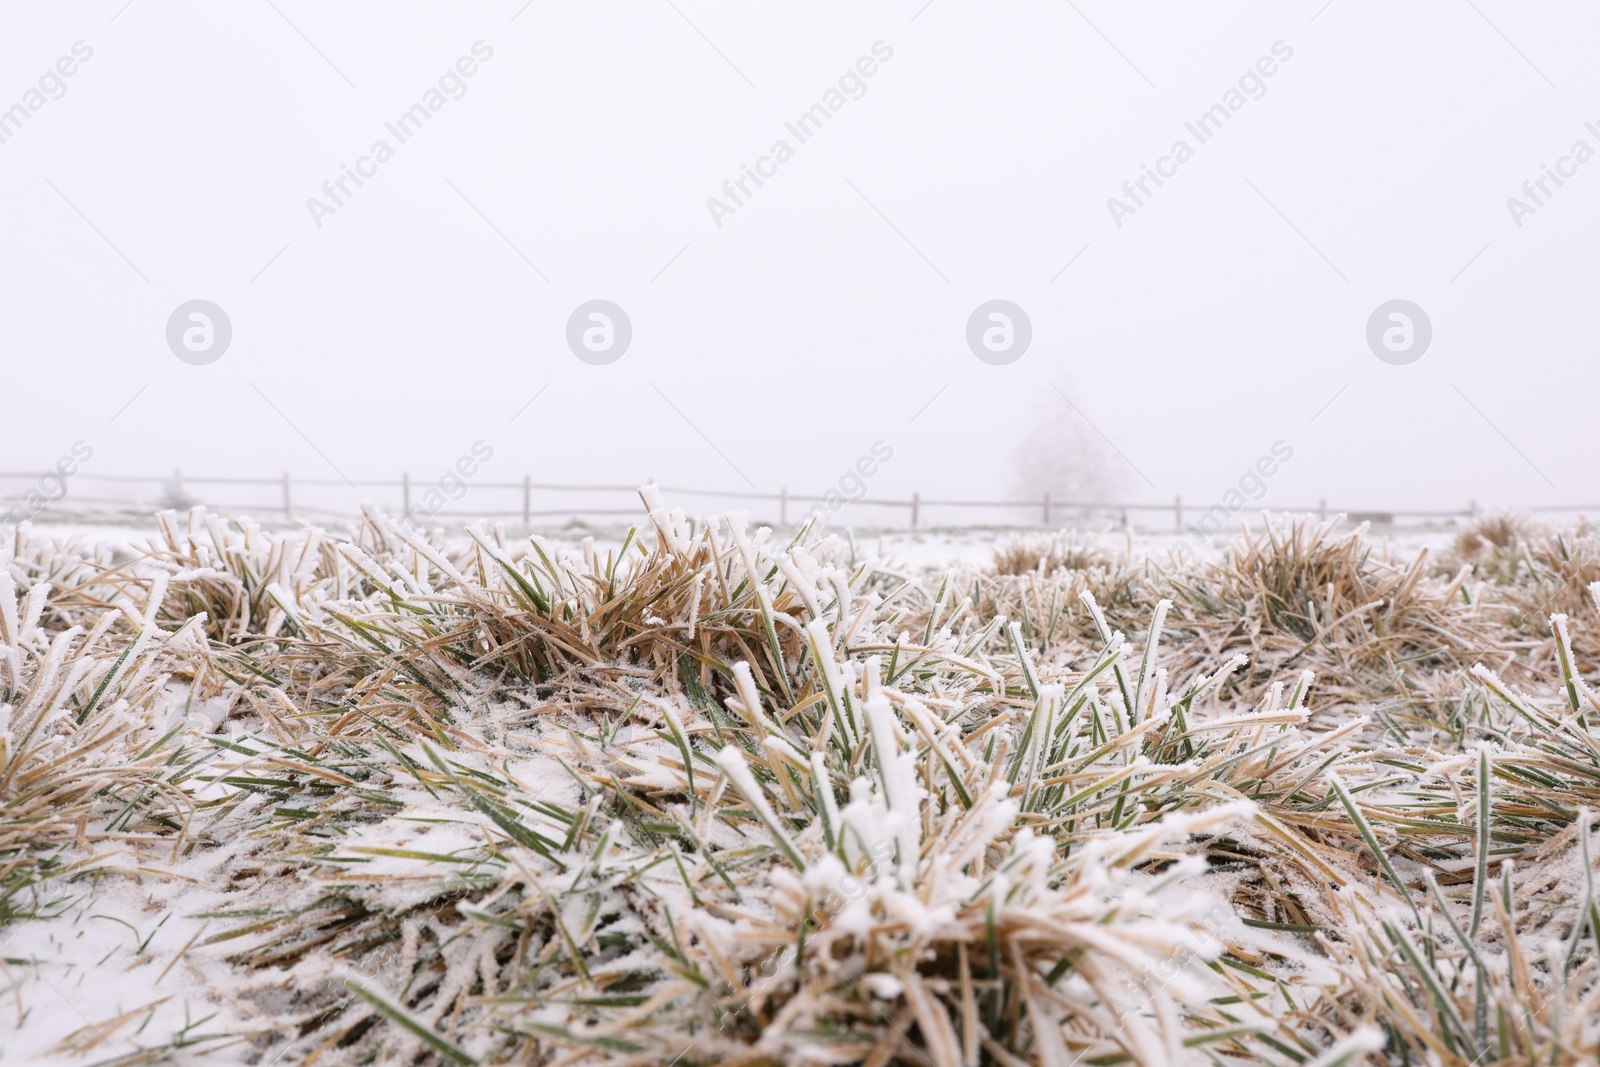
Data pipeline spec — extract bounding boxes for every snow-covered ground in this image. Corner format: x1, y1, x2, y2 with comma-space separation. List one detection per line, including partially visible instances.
13, 512, 1466, 569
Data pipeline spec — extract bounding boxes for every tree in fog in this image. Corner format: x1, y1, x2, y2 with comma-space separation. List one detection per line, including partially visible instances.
1010, 394, 1129, 516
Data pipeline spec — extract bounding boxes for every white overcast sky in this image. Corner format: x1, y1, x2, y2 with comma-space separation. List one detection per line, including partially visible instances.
1, 2, 1596, 522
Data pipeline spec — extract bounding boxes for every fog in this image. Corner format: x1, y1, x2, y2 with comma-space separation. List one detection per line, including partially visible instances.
2, 1, 1595, 525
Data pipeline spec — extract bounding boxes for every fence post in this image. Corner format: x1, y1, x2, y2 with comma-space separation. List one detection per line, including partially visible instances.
910, 492, 920, 529
401, 472, 410, 515
522, 475, 531, 526
1174, 495, 1182, 532
282, 472, 292, 519
1119, 507, 1128, 529
1468, 499, 1477, 518
1319, 498, 1326, 521
1042, 493, 1050, 527
779, 487, 788, 527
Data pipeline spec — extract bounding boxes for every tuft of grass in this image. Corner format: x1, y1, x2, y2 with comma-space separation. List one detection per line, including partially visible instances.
1160, 516, 1502, 721
1445, 513, 1600, 672
991, 532, 1109, 576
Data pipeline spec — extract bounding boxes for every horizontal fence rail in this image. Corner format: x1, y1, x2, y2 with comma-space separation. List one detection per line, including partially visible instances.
2, 469, 1597, 532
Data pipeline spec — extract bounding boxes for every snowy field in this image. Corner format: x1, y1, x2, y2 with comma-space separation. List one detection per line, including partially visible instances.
1, 502, 1597, 1066
10, 509, 1467, 565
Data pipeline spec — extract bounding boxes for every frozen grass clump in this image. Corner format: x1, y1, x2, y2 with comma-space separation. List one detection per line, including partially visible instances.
990, 532, 1110, 577
1445, 513, 1600, 672
1155, 517, 1499, 717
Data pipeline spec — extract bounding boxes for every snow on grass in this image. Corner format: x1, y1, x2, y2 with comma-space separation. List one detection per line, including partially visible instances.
1, 502, 1598, 1065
